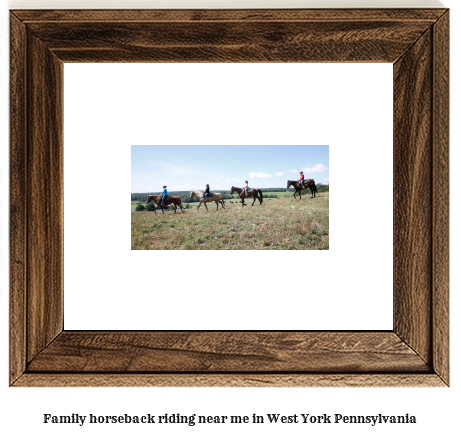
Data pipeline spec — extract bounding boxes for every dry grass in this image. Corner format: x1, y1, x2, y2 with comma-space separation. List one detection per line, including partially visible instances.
131, 193, 329, 250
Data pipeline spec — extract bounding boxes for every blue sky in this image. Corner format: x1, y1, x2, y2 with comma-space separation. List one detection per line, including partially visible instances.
131, 145, 329, 193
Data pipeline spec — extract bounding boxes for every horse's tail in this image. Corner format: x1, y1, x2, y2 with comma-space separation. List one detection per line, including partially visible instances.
258, 189, 263, 204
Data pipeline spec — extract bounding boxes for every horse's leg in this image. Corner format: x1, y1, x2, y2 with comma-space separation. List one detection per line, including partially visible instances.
204, 202, 208, 212
251, 194, 256, 206
197, 202, 201, 211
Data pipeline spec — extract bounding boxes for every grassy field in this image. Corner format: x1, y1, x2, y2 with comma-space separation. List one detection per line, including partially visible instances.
131, 190, 314, 211
131, 192, 329, 250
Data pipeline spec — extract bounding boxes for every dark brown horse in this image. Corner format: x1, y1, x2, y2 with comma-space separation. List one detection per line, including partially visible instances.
230, 186, 263, 206
286, 179, 318, 200
146, 195, 185, 214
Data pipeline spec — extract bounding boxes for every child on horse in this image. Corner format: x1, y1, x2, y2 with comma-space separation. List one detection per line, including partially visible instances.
161, 185, 168, 207
298, 171, 305, 188
204, 184, 211, 198
243, 180, 249, 197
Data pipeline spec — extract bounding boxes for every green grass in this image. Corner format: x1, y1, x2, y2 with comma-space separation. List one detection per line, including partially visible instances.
131, 192, 329, 250
132, 190, 316, 211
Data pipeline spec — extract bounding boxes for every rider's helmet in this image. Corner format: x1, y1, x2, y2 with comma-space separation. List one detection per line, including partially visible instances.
300, 171, 303, 174
163, 185, 167, 188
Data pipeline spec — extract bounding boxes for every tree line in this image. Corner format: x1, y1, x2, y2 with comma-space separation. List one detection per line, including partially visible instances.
132, 184, 329, 204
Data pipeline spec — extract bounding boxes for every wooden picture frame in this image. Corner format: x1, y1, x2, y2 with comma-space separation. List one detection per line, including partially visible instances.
10, 9, 449, 387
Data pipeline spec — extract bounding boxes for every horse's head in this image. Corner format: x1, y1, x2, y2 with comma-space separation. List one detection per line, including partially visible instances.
286, 180, 291, 189
230, 186, 235, 194
146, 195, 153, 204
189, 191, 194, 199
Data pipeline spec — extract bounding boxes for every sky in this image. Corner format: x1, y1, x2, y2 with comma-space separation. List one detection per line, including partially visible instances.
131, 145, 329, 193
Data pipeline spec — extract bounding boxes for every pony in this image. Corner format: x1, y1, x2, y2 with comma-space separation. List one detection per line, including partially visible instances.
286, 179, 318, 200
189, 190, 225, 211
230, 186, 263, 206
146, 194, 185, 214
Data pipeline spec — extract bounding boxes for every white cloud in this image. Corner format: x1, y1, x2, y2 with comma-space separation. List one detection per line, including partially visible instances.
288, 169, 298, 174
215, 178, 219, 181
249, 172, 272, 179
226, 178, 242, 185
276, 172, 284, 177
302, 163, 329, 174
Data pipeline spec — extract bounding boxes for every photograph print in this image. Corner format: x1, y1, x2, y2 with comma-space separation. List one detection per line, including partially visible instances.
131, 145, 329, 250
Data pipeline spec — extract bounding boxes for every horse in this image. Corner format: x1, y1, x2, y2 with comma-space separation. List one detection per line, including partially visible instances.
146, 194, 185, 214
189, 190, 225, 211
230, 186, 263, 206
286, 179, 318, 200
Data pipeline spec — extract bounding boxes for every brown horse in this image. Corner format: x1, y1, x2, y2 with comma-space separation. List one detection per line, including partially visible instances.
146, 195, 185, 214
286, 179, 318, 200
230, 186, 263, 206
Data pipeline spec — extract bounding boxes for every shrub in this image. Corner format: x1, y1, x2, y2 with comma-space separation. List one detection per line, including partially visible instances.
135, 203, 145, 211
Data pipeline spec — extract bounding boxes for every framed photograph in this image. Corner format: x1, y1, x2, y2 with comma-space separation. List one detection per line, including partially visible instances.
10, 9, 449, 386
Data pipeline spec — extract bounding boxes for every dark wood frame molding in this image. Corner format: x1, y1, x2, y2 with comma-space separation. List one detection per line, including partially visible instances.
10, 9, 449, 387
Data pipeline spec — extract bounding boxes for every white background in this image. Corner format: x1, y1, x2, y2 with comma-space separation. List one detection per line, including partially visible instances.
64, 63, 392, 331
1, 1, 459, 436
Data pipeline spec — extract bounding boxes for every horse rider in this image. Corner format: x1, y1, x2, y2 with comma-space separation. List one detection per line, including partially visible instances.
298, 171, 305, 188
243, 180, 249, 197
161, 185, 168, 207
204, 184, 211, 199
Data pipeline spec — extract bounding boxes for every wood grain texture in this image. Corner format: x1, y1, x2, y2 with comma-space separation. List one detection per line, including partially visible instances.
27, 20, 432, 63
12, 9, 447, 23
393, 29, 433, 364
13, 373, 446, 388
26, 34, 64, 362
27, 332, 429, 373
9, 9, 449, 387
432, 11, 449, 385
9, 13, 28, 385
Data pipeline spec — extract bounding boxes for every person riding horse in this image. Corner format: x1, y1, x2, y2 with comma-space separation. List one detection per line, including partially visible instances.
298, 171, 305, 188
204, 184, 212, 199
243, 180, 249, 197
161, 185, 168, 208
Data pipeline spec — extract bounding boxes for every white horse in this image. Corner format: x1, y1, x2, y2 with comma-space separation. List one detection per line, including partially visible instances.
189, 190, 225, 211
